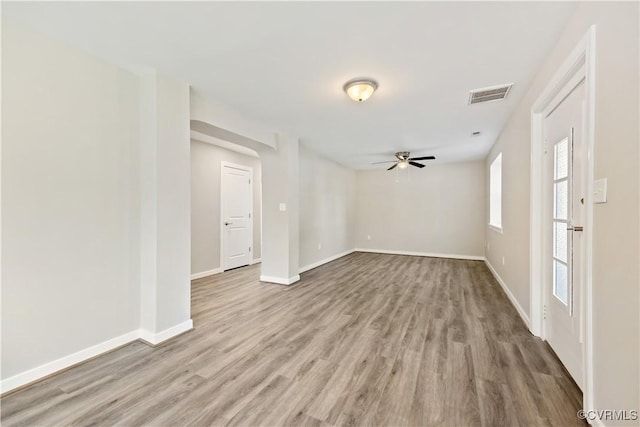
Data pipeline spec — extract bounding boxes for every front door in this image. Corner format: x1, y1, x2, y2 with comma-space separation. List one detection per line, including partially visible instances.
543, 76, 586, 389
221, 163, 252, 271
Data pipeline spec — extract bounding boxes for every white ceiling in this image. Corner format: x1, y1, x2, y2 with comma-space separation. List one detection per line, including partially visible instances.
3, 2, 578, 169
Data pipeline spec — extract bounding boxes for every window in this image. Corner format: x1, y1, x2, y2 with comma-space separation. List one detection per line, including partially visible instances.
489, 153, 502, 230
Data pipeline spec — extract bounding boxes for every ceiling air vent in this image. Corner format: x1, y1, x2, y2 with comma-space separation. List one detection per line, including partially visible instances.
468, 83, 513, 105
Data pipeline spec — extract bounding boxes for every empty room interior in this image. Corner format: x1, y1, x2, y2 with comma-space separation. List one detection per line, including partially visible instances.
1, 2, 639, 426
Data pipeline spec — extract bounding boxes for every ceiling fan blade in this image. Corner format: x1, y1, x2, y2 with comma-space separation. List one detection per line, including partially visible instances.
387, 163, 398, 171
372, 161, 397, 164
409, 161, 426, 168
409, 156, 436, 161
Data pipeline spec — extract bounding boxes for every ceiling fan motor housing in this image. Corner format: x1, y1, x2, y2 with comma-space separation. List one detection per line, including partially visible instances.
396, 151, 410, 160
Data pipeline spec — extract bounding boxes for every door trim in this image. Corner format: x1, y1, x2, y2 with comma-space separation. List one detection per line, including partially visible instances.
530, 26, 595, 412
220, 161, 254, 271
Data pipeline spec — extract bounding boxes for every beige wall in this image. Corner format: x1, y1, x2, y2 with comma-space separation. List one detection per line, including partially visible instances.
299, 144, 356, 269
1, 21, 141, 378
485, 2, 639, 422
356, 161, 485, 258
191, 140, 262, 275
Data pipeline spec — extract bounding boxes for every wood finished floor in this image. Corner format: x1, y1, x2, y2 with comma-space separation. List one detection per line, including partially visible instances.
1, 253, 585, 427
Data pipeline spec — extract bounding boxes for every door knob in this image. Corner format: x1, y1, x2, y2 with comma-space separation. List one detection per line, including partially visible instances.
567, 226, 583, 231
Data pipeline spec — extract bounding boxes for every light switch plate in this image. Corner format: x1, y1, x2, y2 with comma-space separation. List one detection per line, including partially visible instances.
593, 178, 607, 203
279, 203, 287, 211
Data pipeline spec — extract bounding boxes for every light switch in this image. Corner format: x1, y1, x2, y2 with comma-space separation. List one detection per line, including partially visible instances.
279, 203, 287, 211
593, 178, 607, 204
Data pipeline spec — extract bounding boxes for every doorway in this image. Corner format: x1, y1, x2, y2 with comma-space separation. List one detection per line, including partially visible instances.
543, 76, 586, 389
221, 161, 253, 271
530, 26, 596, 410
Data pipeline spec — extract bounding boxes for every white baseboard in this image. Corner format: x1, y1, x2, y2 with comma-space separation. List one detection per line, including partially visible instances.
484, 259, 530, 327
0, 330, 139, 394
260, 275, 300, 285
138, 319, 193, 346
192, 259, 261, 280
299, 249, 355, 274
191, 268, 222, 280
355, 248, 485, 261
1, 319, 194, 395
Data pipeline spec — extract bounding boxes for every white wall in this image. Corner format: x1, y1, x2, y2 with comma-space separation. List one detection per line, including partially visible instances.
485, 2, 639, 423
2, 21, 192, 390
152, 73, 191, 332
137, 70, 192, 339
355, 161, 485, 258
259, 133, 300, 283
191, 112, 301, 285
299, 144, 356, 270
191, 140, 262, 275
1, 21, 141, 378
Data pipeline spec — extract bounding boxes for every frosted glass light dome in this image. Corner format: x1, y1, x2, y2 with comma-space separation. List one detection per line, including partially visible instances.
343, 79, 378, 102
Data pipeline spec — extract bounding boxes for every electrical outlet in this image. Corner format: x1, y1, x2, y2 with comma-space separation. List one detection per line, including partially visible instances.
502, 256, 505, 265
367, 235, 372, 240
318, 243, 322, 250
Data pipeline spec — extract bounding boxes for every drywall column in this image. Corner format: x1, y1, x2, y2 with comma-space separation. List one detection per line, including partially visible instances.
139, 70, 192, 342
258, 132, 300, 284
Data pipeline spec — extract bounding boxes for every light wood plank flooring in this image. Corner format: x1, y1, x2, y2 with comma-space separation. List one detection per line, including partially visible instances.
1, 253, 585, 426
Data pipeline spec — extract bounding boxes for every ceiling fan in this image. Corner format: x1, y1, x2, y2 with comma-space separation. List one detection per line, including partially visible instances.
372, 151, 436, 170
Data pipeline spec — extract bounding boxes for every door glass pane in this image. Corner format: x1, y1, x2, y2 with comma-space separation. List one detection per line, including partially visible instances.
554, 180, 568, 220
554, 260, 568, 305
552, 136, 571, 309
555, 138, 568, 179
554, 222, 568, 262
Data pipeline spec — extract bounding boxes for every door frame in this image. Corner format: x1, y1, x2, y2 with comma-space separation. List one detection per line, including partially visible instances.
220, 160, 254, 271
530, 26, 595, 410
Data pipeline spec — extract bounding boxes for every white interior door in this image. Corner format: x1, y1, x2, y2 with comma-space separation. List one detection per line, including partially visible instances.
543, 76, 586, 389
221, 163, 252, 271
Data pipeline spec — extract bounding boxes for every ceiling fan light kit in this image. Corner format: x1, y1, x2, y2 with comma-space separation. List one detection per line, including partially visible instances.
343, 79, 378, 102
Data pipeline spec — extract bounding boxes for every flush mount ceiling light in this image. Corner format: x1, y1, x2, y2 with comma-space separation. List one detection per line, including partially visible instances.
343, 79, 378, 102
